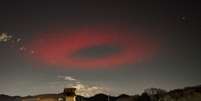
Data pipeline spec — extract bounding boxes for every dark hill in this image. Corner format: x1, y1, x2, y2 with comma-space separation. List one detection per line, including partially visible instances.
88, 93, 116, 101
0, 94, 20, 101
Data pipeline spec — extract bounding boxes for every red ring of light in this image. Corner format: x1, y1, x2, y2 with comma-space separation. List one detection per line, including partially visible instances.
30, 27, 158, 69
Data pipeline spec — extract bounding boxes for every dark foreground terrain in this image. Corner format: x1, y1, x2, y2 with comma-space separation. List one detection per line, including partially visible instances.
1, 85, 201, 101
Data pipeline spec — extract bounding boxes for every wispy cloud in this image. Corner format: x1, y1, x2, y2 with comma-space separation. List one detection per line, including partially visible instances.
72, 82, 110, 97
57, 75, 77, 81
0, 32, 36, 56
0, 32, 12, 42
56, 75, 111, 97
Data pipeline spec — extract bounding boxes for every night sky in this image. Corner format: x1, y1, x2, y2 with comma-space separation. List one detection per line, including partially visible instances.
0, 0, 201, 97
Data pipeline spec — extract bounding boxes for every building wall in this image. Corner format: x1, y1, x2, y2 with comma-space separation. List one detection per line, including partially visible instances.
22, 98, 39, 101
39, 98, 57, 101
66, 96, 76, 101
22, 97, 57, 101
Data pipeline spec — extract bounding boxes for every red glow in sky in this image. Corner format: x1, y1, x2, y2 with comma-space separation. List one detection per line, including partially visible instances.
29, 25, 159, 69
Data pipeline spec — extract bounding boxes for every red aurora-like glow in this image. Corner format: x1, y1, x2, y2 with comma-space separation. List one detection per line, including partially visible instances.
29, 26, 159, 69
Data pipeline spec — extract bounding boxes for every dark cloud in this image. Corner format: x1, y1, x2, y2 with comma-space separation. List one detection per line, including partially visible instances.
71, 44, 122, 59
